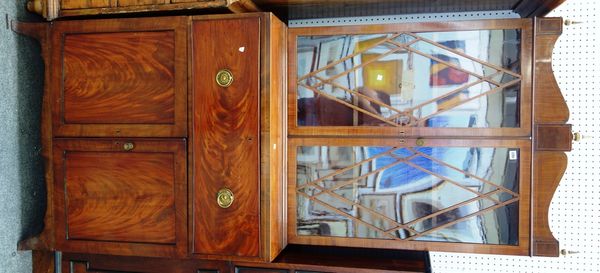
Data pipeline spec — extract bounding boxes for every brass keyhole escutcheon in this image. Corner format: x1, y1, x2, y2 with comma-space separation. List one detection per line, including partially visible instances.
123, 142, 135, 151
217, 188, 234, 209
216, 69, 234, 87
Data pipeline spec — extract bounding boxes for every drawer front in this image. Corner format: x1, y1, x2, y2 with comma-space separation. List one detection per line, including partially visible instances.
53, 139, 187, 257
51, 17, 187, 137
192, 17, 261, 257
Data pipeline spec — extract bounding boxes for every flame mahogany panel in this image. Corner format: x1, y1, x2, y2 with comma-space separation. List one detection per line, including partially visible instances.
63, 31, 175, 125
64, 151, 176, 243
51, 17, 188, 137
53, 139, 187, 257
192, 17, 261, 258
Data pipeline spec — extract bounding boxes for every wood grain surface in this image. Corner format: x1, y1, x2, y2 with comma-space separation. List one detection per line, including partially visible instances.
52, 17, 188, 137
534, 17, 569, 124
531, 17, 570, 257
61, 250, 430, 273
63, 31, 175, 124
65, 151, 176, 243
118, 0, 169, 6
532, 151, 567, 257
262, 13, 288, 262
61, 0, 110, 10
32, 250, 54, 273
192, 17, 261, 257
31, 0, 564, 21
53, 139, 187, 257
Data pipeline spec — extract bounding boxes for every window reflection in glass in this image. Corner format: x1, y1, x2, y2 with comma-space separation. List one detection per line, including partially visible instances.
296, 30, 521, 128
296, 145, 519, 245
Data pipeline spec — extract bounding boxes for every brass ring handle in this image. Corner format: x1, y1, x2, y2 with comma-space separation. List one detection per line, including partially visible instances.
216, 69, 234, 87
123, 142, 135, 151
217, 188, 234, 208
573, 132, 583, 142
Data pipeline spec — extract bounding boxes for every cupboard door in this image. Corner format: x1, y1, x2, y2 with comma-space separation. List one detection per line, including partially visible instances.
53, 139, 187, 257
289, 19, 532, 138
288, 138, 531, 256
192, 17, 261, 258
51, 17, 187, 137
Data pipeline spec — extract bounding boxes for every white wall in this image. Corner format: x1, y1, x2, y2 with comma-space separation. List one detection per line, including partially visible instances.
431, 1, 600, 272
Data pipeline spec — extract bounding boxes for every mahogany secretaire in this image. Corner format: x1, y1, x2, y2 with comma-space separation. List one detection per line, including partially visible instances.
12, 12, 572, 273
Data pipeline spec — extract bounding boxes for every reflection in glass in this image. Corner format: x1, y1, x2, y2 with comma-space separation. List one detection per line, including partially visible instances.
296, 30, 521, 128
296, 145, 519, 245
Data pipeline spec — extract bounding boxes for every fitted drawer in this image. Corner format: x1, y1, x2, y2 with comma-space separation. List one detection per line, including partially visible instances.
50, 17, 187, 137
53, 139, 187, 257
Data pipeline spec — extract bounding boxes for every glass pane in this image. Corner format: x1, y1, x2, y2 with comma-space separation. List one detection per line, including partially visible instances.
296, 29, 521, 128
295, 145, 520, 244
411, 202, 519, 245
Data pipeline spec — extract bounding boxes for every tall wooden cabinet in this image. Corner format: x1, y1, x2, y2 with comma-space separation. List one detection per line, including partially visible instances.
12, 12, 570, 273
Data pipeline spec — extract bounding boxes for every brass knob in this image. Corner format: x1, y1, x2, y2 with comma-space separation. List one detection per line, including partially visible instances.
216, 69, 234, 87
415, 138, 425, 147
573, 132, 583, 142
217, 188, 234, 208
123, 142, 135, 151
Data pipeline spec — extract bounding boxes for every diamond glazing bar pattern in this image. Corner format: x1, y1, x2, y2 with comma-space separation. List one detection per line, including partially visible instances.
297, 31, 522, 127
297, 146, 519, 241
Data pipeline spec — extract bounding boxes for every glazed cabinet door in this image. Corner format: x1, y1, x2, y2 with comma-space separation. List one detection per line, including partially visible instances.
289, 19, 532, 138
53, 139, 187, 257
50, 17, 187, 137
191, 16, 261, 258
288, 138, 531, 255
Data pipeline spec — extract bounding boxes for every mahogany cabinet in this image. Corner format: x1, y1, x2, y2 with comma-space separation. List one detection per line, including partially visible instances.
13, 12, 569, 273
287, 17, 572, 257
14, 12, 287, 263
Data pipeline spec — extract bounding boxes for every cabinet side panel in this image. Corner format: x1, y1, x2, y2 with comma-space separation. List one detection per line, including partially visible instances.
265, 14, 288, 262
532, 17, 569, 257
192, 17, 261, 257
